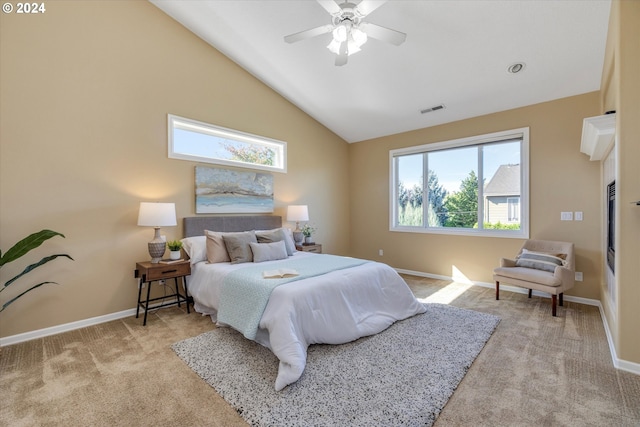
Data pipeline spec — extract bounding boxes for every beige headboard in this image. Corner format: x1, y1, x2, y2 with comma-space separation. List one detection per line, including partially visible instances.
183, 215, 282, 237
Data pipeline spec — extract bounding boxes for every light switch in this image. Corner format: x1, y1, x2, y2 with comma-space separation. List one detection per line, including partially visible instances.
575, 212, 583, 221
561, 212, 573, 221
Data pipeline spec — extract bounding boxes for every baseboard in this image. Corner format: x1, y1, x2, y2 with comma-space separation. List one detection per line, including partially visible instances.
0, 299, 180, 347
0, 308, 137, 347
396, 267, 640, 375
596, 303, 640, 375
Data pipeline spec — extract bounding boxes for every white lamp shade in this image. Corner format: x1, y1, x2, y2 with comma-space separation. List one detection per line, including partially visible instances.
137, 202, 177, 227
287, 205, 309, 222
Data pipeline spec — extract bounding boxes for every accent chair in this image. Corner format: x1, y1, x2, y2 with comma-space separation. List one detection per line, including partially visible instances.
493, 239, 575, 316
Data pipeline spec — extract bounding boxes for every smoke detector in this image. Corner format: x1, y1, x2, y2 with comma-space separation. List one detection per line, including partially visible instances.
507, 62, 526, 74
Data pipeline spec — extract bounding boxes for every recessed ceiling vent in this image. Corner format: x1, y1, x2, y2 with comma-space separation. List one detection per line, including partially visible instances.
420, 104, 445, 114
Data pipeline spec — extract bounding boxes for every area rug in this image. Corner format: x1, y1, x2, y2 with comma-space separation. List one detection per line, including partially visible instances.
172, 303, 500, 427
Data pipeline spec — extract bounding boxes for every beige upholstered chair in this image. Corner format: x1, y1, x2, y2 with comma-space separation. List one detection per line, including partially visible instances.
493, 239, 575, 316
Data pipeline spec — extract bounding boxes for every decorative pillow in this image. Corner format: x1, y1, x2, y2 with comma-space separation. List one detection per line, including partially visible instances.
222, 231, 258, 264
516, 249, 567, 272
282, 228, 297, 253
180, 236, 207, 264
256, 228, 295, 256
249, 240, 288, 263
204, 230, 231, 263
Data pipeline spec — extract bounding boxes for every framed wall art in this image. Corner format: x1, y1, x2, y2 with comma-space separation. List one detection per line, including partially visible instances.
195, 166, 274, 214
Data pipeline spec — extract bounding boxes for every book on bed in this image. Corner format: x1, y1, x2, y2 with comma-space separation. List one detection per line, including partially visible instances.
262, 268, 299, 279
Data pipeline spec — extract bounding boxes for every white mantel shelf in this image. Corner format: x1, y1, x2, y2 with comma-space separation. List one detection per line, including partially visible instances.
581, 113, 616, 161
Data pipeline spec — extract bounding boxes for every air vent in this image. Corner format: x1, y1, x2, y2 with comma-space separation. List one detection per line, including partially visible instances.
420, 104, 445, 114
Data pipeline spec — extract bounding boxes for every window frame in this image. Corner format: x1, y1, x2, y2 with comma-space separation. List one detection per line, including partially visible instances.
168, 114, 287, 173
389, 127, 529, 239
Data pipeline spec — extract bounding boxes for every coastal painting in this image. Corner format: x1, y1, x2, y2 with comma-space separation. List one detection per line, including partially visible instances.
195, 166, 274, 214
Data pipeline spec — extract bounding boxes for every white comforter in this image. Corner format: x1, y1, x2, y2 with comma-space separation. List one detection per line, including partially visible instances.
187, 252, 426, 390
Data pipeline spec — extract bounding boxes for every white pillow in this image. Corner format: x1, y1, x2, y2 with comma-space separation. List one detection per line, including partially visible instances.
180, 236, 207, 264
249, 240, 288, 263
282, 228, 297, 253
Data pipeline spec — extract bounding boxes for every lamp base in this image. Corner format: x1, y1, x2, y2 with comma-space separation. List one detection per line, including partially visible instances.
148, 241, 166, 263
293, 230, 303, 245
148, 227, 166, 263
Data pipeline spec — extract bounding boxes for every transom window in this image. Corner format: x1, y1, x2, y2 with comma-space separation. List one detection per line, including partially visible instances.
168, 114, 287, 173
390, 128, 529, 238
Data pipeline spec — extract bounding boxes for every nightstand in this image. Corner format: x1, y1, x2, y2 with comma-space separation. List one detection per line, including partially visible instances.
134, 260, 191, 326
296, 243, 322, 253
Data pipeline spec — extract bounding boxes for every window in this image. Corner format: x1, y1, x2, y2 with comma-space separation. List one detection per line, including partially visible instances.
168, 114, 287, 173
390, 128, 529, 238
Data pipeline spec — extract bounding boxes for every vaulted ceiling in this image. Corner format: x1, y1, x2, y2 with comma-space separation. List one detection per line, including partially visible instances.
150, 0, 611, 143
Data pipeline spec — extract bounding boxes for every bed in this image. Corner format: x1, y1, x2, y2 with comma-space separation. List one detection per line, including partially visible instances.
182, 215, 426, 390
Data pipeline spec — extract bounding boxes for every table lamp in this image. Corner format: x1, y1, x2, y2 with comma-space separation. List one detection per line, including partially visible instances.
287, 205, 309, 245
137, 202, 177, 263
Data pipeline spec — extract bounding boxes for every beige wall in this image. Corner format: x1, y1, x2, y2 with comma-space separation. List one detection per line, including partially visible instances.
348, 92, 603, 299
0, 1, 350, 338
599, 0, 640, 366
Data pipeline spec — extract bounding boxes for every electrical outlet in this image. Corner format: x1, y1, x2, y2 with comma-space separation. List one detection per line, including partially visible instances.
575, 272, 583, 281
158, 279, 166, 286
379, 249, 384, 256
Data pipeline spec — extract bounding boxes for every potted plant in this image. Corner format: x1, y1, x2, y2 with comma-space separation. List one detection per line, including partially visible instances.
0, 230, 73, 313
167, 240, 183, 260
301, 224, 316, 245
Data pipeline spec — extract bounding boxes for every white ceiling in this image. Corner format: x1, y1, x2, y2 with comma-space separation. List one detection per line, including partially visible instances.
150, 0, 611, 143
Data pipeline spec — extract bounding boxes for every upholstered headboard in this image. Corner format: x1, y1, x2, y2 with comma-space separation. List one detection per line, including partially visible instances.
183, 215, 283, 237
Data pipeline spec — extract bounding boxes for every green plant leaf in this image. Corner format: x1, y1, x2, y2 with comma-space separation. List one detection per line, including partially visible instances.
0, 281, 58, 313
0, 230, 65, 268
2, 254, 74, 288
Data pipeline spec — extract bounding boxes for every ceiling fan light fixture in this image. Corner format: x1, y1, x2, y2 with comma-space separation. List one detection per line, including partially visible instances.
351, 27, 367, 46
333, 25, 348, 42
326, 22, 367, 56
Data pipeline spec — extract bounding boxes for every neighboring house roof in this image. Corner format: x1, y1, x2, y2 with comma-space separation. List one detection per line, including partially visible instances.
484, 164, 520, 196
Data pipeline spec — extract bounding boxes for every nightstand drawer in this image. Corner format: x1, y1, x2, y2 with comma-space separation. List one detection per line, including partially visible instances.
296, 244, 322, 253
145, 262, 191, 280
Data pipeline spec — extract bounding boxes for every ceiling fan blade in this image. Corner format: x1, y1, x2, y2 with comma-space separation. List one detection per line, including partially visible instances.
284, 24, 334, 44
359, 22, 406, 46
355, 0, 387, 17
317, 0, 342, 16
335, 41, 348, 66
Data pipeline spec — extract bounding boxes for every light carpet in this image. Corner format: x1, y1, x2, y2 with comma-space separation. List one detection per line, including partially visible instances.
172, 303, 500, 427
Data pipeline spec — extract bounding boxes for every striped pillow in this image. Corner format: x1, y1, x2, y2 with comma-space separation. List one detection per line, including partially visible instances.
515, 249, 566, 272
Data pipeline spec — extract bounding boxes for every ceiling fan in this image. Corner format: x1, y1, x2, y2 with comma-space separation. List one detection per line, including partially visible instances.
284, 0, 406, 66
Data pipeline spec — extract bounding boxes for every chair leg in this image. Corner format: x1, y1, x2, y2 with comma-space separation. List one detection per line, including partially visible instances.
559, 293, 564, 306
495, 281, 500, 300
551, 294, 557, 317
528, 289, 532, 298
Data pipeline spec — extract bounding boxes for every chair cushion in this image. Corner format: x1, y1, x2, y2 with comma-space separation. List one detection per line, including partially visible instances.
493, 266, 562, 287
515, 249, 566, 272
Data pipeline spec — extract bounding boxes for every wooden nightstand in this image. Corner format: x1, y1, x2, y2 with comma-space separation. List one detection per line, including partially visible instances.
134, 260, 191, 326
296, 243, 322, 253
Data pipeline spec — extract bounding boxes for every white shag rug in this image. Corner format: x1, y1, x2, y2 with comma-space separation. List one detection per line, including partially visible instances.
172, 303, 500, 427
